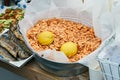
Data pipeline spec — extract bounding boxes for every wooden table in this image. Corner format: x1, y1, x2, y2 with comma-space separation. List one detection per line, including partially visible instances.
0, 58, 89, 80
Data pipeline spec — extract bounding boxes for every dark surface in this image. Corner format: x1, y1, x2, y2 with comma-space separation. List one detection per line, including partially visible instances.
0, 67, 26, 80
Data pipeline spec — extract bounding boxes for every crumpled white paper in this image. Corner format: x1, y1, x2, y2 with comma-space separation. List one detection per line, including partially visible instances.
111, 0, 120, 39
37, 49, 69, 63
98, 0, 120, 63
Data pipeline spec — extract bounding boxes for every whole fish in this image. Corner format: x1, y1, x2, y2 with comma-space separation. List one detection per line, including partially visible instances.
0, 46, 15, 61
8, 24, 33, 54
0, 34, 29, 60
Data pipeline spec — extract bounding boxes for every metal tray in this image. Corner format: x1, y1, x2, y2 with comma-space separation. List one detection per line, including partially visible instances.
0, 27, 34, 67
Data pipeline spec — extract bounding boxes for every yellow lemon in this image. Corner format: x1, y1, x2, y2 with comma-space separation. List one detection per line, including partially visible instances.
37, 31, 54, 45
60, 42, 78, 57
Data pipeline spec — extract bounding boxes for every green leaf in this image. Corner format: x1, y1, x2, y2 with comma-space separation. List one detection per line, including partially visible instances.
17, 15, 24, 20
4, 24, 10, 28
9, 11, 14, 16
0, 13, 4, 17
0, 20, 6, 24
4, 19, 12, 24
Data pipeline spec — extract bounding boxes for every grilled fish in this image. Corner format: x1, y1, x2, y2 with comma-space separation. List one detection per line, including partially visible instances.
8, 24, 33, 54
0, 34, 29, 60
0, 46, 15, 61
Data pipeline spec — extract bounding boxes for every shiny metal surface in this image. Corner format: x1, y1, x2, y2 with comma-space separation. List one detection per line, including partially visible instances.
35, 54, 88, 77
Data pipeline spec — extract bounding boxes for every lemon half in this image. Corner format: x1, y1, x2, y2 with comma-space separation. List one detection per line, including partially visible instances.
37, 31, 54, 45
60, 42, 78, 57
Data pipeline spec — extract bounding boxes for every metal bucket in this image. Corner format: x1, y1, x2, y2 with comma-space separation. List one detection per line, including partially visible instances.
35, 54, 88, 77
8, 24, 88, 77
9, 18, 115, 77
